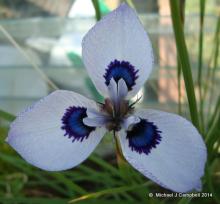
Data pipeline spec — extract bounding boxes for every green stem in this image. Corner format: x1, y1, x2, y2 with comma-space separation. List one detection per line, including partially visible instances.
114, 133, 127, 167
177, 0, 185, 115
125, 0, 135, 9
169, 0, 200, 130
206, 96, 220, 143
203, 16, 220, 101
177, 59, 182, 115
206, 17, 220, 120
207, 96, 220, 133
92, 0, 101, 21
198, 0, 206, 133
69, 181, 151, 203
206, 159, 220, 203
197, 0, 206, 85
114, 133, 137, 184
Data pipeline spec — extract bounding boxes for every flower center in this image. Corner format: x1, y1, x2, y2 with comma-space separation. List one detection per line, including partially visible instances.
100, 98, 133, 131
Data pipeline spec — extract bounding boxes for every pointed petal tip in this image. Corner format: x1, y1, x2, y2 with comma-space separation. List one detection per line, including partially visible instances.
5, 136, 9, 143
117, 2, 132, 11
194, 180, 202, 192
5, 128, 13, 144
118, 2, 129, 9
176, 179, 203, 193
115, 3, 136, 19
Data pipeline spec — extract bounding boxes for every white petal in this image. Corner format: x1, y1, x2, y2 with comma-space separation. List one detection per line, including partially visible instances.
83, 117, 109, 127
7, 90, 105, 171
82, 3, 153, 98
118, 109, 207, 192
84, 108, 111, 127
117, 79, 128, 101
108, 78, 118, 104
86, 108, 107, 118
122, 115, 140, 130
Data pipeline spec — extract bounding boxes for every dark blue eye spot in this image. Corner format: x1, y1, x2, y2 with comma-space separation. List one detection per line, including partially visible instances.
103, 59, 139, 90
127, 119, 162, 155
61, 106, 95, 142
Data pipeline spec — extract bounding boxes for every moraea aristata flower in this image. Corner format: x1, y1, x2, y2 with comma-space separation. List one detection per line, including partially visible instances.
7, 4, 207, 193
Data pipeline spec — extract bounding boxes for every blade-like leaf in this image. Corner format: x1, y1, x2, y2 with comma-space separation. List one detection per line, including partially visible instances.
69, 182, 151, 203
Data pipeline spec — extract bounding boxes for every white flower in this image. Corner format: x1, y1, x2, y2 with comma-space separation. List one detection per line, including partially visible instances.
6, 3, 207, 193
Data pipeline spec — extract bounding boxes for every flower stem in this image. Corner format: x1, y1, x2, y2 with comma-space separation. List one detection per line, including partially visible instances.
114, 132, 126, 165
198, 0, 206, 133
113, 132, 135, 183
92, 0, 101, 21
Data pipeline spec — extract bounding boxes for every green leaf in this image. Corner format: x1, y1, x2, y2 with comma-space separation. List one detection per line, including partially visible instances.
51, 172, 87, 195
69, 182, 151, 203
197, 0, 206, 133
0, 110, 15, 122
178, 197, 192, 204
169, 0, 200, 130
0, 153, 69, 196
0, 197, 68, 204
90, 154, 120, 177
85, 77, 103, 101
206, 159, 220, 204
67, 52, 84, 68
92, 0, 102, 21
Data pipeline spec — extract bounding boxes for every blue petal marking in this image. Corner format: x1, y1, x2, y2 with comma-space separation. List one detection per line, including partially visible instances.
61, 106, 95, 142
127, 119, 162, 155
103, 59, 139, 90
